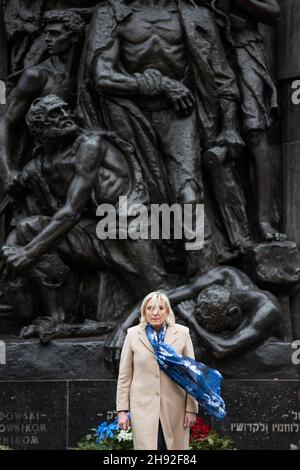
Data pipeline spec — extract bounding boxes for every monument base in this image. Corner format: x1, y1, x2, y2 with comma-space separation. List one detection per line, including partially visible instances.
0, 337, 299, 450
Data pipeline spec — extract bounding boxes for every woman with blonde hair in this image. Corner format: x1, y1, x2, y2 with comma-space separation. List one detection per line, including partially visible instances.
116, 291, 225, 450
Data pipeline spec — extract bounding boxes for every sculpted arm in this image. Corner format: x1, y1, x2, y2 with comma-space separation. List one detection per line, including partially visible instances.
108, 267, 229, 337
16, 135, 105, 264
93, 34, 140, 96
108, 267, 228, 336
0, 68, 45, 186
93, 27, 194, 115
179, 291, 281, 359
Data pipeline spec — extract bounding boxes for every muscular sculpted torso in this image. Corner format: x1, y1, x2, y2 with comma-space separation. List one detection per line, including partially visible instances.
34, 58, 73, 100
117, 3, 188, 80
40, 136, 130, 206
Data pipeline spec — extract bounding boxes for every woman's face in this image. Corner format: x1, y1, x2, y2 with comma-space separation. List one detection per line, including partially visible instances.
145, 297, 168, 329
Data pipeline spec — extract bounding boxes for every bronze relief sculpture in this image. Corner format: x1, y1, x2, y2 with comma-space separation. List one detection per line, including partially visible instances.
0, 0, 298, 375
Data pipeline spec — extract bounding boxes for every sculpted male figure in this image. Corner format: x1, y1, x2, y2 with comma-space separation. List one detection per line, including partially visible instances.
216, 0, 287, 242
105, 266, 282, 369
0, 9, 85, 194
0, 95, 172, 339
82, 0, 244, 272
3, 1, 100, 73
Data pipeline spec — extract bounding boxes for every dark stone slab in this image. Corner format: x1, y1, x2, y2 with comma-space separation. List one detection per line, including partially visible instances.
68, 380, 117, 448
198, 341, 300, 380
213, 380, 300, 450
290, 290, 300, 340
0, 378, 299, 450
242, 241, 300, 291
0, 381, 67, 450
0, 336, 115, 381
283, 142, 300, 245
1, 335, 298, 382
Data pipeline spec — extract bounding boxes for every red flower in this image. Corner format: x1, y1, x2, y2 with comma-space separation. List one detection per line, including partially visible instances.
190, 417, 211, 442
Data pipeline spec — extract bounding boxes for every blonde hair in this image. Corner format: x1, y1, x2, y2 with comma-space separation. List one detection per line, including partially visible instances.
140, 291, 175, 328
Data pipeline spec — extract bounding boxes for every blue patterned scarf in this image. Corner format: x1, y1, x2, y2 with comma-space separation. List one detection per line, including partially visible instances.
146, 324, 226, 419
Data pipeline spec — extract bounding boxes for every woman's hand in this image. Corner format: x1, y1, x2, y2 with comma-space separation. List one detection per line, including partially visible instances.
118, 411, 130, 431
184, 412, 197, 428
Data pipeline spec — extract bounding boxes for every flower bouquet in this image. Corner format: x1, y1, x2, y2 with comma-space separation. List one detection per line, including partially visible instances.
74, 412, 133, 450
96, 416, 134, 450
189, 417, 233, 450
74, 413, 233, 450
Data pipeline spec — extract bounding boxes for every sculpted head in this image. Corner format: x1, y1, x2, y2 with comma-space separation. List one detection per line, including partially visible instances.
140, 291, 175, 330
195, 284, 243, 333
26, 95, 78, 144
43, 10, 85, 55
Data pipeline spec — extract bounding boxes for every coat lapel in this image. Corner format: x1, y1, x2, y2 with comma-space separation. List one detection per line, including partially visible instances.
138, 326, 154, 353
164, 325, 178, 346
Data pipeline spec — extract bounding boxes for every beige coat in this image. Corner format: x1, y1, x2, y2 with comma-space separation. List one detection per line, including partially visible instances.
116, 323, 199, 450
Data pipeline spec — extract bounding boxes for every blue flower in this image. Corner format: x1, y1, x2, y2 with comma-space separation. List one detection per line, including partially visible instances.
96, 418, 119, 444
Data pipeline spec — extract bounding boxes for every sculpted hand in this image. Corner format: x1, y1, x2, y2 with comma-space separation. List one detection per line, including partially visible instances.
0, 245, 33, 280
143, 68, 163, 93
215, 129, 245, 160
118, 411, 130, 431
175, 300, 196, 322
104, 327, 126, 373
135, 68, 163, 96
161, 77, 195, 117
184, 412, 197, 428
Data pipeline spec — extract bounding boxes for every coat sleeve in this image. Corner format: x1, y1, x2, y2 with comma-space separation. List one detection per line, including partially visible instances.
116, 332, 133, 412
183, 329, 199, 414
